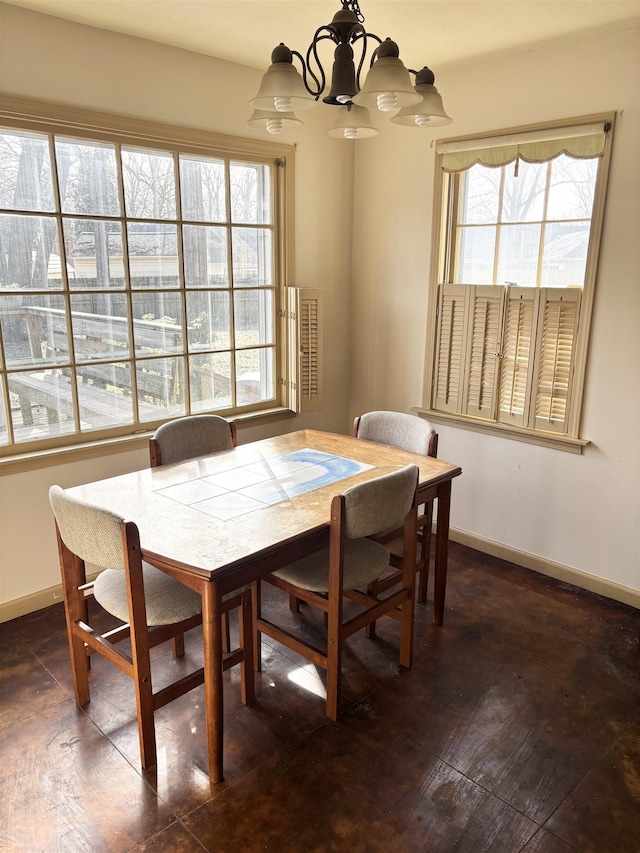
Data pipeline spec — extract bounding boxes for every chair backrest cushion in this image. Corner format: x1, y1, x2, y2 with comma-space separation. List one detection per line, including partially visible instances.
343, 464, 418, 539
152, 415, 233, 465
49, 485, 126, 570
357, 411, 435, 456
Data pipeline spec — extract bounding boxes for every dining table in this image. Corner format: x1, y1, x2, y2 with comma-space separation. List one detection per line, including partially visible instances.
67, 428, 462, 782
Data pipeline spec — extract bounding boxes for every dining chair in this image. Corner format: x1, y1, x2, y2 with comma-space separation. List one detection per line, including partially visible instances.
149, 414, 236, 466
254, 464, 419, 720
353, 410, 438, 620
149, 413, 237, 652
49, 485, 254, 771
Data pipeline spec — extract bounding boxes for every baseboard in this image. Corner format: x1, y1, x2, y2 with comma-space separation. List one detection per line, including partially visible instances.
451, 527, 640, 610
2, 532, 638, 623
0, 571, 100, 624
0, 583, 65, 623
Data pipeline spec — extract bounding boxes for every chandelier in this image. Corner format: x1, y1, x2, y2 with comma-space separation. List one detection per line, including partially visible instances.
247, 0, 452, 139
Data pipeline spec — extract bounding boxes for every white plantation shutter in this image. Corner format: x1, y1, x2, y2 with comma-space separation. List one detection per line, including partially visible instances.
287, 287, 323, 413
533, 289, 581, 433
433, 284, 468, 413
433, 284, 504, 419
464, 286, 504, 419
498, 289, 537, 427
432, 285, 581, 436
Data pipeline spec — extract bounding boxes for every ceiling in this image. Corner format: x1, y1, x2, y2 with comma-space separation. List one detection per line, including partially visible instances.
3, 0, 639, 74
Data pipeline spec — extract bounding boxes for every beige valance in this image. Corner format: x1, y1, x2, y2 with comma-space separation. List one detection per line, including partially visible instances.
436, 122, 610, 173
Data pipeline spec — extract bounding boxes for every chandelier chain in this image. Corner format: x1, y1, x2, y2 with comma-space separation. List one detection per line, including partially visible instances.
343, 0, 365, 24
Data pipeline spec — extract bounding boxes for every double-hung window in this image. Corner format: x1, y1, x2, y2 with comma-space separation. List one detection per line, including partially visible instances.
422, 115, 614, 451
0, 99, 295, 456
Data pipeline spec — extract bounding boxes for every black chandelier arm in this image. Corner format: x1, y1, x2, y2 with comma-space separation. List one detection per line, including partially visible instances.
304, 29, 343, 98
351, 29, 383, 75
286, 46, 322, 99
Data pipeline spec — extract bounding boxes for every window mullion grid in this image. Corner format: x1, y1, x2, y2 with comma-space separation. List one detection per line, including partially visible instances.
536, 161, 553, 287
447, 173, 460, 284
225, 160, 237, 409
0, 315, 15, 445
274, 158, 287, 400
50, 131, 82, 435
493, 166, 506, 285
0, 115, 286, 452
173, 149, 190, 415
114, 140, 140, 424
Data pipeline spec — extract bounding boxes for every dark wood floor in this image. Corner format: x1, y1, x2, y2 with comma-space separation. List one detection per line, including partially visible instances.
1, 542, 639, 852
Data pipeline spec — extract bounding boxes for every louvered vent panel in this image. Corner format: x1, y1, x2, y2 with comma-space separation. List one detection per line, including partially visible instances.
286, 287, 323, 413
300, 296, 319, 400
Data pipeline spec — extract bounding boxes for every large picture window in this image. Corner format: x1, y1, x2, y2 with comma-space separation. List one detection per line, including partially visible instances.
423, 116, 614, 450
0, 103, 292, 454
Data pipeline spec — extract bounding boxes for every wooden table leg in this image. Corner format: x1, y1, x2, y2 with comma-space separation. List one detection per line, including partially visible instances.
201, 581, 224, 784
433, 479, 452, 626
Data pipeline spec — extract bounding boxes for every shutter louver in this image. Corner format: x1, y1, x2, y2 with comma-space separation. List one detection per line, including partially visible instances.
498, 288, 537, 427
287, 287, 323, 413
533, 289, 580, 433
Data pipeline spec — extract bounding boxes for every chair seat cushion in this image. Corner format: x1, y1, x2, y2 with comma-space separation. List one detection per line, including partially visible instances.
273, 538, 390, 593
94, 562, 203, 626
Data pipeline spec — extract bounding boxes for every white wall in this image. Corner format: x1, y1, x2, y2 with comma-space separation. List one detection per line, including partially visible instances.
350, 26, 640, 594
0, 4, 355, 608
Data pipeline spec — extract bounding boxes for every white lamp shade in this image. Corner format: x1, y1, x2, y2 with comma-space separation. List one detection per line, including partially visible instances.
245, 108, 303, 134
327, 105, 378, 139
352, 56, 421, 112
391, 83, 452, 127
250, 62, 316, 112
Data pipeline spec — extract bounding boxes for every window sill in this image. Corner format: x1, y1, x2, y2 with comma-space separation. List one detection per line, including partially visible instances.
0, 406, 296, 476
412, 407, 590, 454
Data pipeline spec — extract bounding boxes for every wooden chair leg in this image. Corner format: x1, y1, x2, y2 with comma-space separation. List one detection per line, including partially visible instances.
326, 610, 342, 722
365, 578, 379, 640
288, 594, 300, 613
238, 589, 255, 705
59, 549, 91, 705
68, 627, 91, 706
133, 678, 156, 770
326, 540, 344, 722
221, 611, 231, 653
130, 640, 156, 769
172, 633, 186, 658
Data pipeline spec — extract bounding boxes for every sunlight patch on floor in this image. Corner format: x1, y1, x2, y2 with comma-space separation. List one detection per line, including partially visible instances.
287, 664, 327, 699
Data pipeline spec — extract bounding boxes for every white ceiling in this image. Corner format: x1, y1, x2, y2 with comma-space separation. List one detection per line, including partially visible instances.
3, 0, 639, 74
